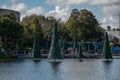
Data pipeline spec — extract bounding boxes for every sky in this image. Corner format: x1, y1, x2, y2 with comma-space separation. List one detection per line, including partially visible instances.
0, 0, 120, 29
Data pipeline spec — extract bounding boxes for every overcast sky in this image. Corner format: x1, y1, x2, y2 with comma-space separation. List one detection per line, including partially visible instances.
0, 0, 120, 29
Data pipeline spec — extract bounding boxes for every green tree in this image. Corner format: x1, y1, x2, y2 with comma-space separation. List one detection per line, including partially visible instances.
66, 9, 80, 44
113, 28, 116, 31
107, 25, 111, 31
22, 15, 69, 49
0, 12, 17, 21
66, 9, 104, 42
21, 15, 44, 48
79, 9, 101, 41
0, 13, 23, 51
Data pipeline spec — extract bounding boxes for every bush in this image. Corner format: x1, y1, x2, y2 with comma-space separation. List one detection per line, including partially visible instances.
0, 51, 12, 59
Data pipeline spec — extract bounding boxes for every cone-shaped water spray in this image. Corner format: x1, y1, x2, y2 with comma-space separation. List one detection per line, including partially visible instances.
78, 45, 84, 60
73, 34, 78, 49
48, 22, 62, 59
32, 35, 41, 58
102, 32, 112, 61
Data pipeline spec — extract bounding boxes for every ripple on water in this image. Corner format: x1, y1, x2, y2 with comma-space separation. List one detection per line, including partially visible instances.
0, 59, 120, 80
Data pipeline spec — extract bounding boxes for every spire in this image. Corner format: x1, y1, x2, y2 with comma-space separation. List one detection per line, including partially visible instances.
48, 22, 62, 59
102, 32, 112, 61
32, 35, 41, 58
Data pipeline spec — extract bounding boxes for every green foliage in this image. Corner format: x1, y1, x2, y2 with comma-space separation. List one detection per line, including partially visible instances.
22, 15, 70, 48
0, 13, 23, 50
0, 51, 12, 59
0, 9, 105, 51
0, 12, 17, 21
66, 9, 80, 38
107, 25, 111, 31
21, 15, 44, 48
66, 9, 104, 42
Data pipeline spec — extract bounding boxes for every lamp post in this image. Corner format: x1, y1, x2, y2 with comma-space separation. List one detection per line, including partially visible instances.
118, 13, 120, 35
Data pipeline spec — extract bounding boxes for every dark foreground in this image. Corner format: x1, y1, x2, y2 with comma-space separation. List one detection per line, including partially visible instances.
0, 59, 120, 80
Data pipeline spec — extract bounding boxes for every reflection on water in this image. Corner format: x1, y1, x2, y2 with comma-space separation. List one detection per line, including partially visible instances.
50, 63, 61, 80
0, 59, 120, 80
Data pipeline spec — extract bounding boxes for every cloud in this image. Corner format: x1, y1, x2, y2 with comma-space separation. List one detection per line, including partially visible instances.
1, 0, 119, 28
0, 1, 44, 21
46, 6, 70, 22
1, 2, 27, 20
102, 5, 120, 16
101, 5, 120, 29
46, 0, 120, 29
90, 0, 120, 5
1, 4, 7, 8
46, 0, 120, 5
46, 0, 87, 6
26, 7, 44, 16
101, 16, 119, 29
11, 3, 27, 12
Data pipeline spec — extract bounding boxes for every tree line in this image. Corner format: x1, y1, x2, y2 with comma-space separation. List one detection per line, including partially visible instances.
0, 9, 105, 51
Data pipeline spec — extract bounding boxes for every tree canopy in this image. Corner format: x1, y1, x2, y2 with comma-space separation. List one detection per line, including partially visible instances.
0, 9, 105, 50
0, 13, 23, 50
21, 15, 69, 48
66, 9, 104, 42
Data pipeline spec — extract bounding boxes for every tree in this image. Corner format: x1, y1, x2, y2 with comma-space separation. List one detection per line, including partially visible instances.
0, 12, 17, 21
79, 9, 101, 41
107, 25, 111, 31
66, 9, 104, 42
21, 15, 44, 48
0, 13, 23, 51
113, 28, 116, 31
22, 15, 69, 49
93, 26, 105, 42
66, 9, 80, 47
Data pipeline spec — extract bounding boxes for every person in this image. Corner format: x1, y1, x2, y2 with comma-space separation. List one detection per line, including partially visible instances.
94, 48, 98, 55
109, 41, 114, 49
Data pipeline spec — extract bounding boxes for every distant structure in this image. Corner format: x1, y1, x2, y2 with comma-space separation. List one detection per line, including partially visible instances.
107, 14, 120, 45
107, 31, 120, 44
0, 8, 20, 21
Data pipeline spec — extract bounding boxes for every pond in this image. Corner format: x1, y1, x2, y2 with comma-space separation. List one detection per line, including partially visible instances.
0, 59, 120, 80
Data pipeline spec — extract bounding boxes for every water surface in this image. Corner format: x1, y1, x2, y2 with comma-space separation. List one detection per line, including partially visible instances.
0, 59, 120, 80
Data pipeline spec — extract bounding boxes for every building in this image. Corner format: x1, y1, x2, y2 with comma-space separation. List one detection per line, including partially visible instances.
107, 30, 120, 45
0, 8, 20, 21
